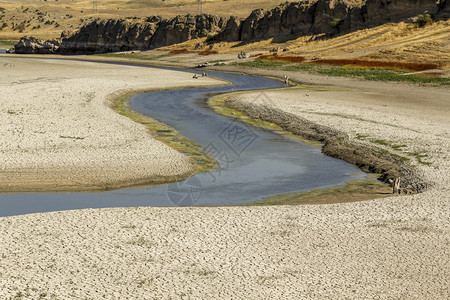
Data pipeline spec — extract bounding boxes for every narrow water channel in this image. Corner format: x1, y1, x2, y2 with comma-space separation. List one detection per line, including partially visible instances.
0, 61, 367, 217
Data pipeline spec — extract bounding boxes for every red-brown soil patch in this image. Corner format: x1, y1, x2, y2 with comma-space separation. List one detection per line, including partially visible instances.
259, 55, 306, 63
310, 59, 440, 71
198, 50, 219, 55
169, 48, 195, 55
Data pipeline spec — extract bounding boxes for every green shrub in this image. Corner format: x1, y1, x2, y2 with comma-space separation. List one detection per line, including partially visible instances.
17, 23, 25, 32
331, 18, 344, 28
416, 14, 433, 27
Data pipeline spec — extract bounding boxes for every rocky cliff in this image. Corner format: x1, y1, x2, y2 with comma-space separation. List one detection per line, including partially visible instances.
58, 18, 159, 54
13, 14, 227, 54
151, 14, 226, 48
12, 0, 448, 54
13, 36, 61, 54
230, 0, 448, 42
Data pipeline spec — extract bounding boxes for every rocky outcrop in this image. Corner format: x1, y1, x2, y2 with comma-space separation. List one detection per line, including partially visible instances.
14, 14, 227, 54
14, 36, 61, 54
13, 0, 448, 54
215, 16, 241, 42
239, 3, 318, 41
437, 0, 450, 18
219, 0, 448, 42
364, 0, 444, 25
151, 14, 226, 48
59, 19, 158, 54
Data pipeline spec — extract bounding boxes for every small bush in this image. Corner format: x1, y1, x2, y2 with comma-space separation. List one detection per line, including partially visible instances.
331, 18, 344, 28
416, 14, 433, 27
17, 23, 25, 32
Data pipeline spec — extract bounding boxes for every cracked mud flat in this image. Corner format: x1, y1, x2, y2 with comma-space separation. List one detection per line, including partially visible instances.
0, 56, 221, 191
0, 57, 449, 298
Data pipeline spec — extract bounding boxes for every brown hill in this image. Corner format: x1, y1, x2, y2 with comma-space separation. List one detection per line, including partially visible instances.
10, 0, 449, 57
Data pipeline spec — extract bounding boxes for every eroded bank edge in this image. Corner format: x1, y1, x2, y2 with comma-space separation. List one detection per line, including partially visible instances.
108, 86, 224, 172
208, 86, 429, 205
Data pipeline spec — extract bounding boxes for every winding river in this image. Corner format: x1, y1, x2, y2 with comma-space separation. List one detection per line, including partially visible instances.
0, 61, 367, 217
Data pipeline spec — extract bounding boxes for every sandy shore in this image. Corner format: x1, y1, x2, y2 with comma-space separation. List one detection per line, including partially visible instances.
0, 56, 221, 191
0, 57, 449, 298
225, 83, 450, 191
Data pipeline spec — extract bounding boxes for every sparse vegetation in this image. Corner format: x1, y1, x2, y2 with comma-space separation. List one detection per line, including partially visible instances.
391, 144, 407, 151
59, 135, 85, 140
372, 139, 390, 146
234, 59, 450, 86
251, 179, 393, 205
111, 89, 219, 172
14, 291, 24, 299
356, 133, 369, 140
16, 22, 25, 32
416, 13, 433, 27
95, 52, 170, 61
0, 39, 15, 47
127, 236, 154, 247
407, 151, 432, 165
368, 138, 430, 165
331, 17, 344, 28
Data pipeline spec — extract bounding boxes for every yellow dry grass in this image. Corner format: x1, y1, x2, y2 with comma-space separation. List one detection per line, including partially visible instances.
158, 20, 450, 68
285, 21, 450, 67
0, 0, 294, 39
0, 0, 368, 40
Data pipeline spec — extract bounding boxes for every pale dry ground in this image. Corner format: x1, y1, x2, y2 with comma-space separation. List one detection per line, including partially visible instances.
0, 58, 448, 298
0, 55, 220, 191
0, 195, 448, 298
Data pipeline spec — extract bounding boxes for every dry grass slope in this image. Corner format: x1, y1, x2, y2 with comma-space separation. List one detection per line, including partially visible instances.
1, 0, 448, 68
158, 19, 449, 68
0, 0, 295, 39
